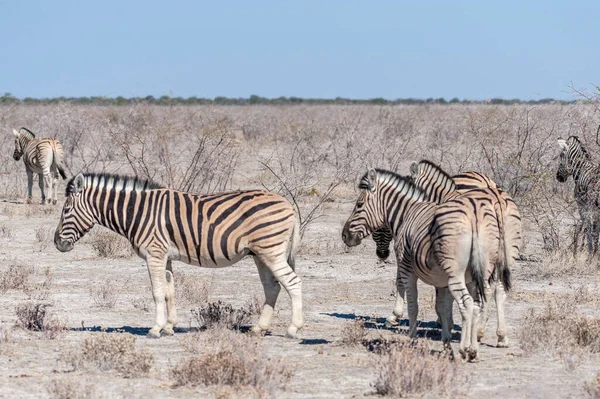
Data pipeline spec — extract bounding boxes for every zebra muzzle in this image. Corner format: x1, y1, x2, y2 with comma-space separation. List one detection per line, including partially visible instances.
54, 230, 74, 252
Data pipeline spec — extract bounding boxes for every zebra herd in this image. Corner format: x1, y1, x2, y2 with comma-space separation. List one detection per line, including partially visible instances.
9, 126, 599, 362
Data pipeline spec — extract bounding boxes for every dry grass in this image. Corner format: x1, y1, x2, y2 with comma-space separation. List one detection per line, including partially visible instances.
34, 226, 50, 251
14, 302, 65, 339
24, 266, 54, 300
89, 278, 119, 308
190, 300, 255, 330
88, 229, 133, 258
372, 337, 467, 397
132, 297, 151, 312
170, 328, 293, 397
0, 260, 34, 294
526, 251, 600, 279
517, 302, 600, 356
60, 333, 153, 378
586, 374, 600, 399
175, 272, 213, 306
0, 225, 13, 240
46, 378, 96, 399
0, 325, 11, 355
340, 318, 367, 347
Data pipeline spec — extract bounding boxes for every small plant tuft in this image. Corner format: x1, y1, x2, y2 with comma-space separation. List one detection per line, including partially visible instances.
89, 230, 133, 258
340, 318, 367, 347
190, 301, 253, 330
89, 278, 118, 308
14, 302, 65, 339
46, 378, 95, 399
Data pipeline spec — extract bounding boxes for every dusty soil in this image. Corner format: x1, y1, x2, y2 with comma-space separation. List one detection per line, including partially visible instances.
0, 199, 598, 399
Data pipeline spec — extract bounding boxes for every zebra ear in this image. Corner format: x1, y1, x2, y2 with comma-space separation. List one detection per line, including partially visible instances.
409, 162, 419, 177
557, 139, 568, 152
12, 129, 19, 137
72, 174, 85, 194
367, 168, 377, 192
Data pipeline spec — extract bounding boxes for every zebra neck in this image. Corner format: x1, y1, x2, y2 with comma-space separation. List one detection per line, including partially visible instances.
379, 181, 426, 236
572, 158, 595, 183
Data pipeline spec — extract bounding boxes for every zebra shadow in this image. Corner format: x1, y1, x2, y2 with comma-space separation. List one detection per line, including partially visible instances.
324, 312, 462, 342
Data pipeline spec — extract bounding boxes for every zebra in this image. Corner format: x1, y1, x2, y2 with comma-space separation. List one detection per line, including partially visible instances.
409, 160, 519, 347
342, 168, 508, 361
557, 136, 600, 255
54, 173, 303, 339
12, 127, 67, 205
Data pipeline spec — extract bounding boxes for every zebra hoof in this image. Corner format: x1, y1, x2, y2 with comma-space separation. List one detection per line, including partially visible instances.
26, 197, 33, 205
250, 325, 266, 336
385, 316, 399, 329
496, 337, 509, 348
52, 199, 57, 205
161, 325, 175, 336
468, 349, 480, 363
285, 325, 299, 339
147, 327, 162, 339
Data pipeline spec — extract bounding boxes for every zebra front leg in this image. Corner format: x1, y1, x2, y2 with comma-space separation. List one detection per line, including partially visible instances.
386, 264, 407, 327
494, 278, 508, 347
436, 287, 454, 348
146, 255, 168, 338
251, 258, 281, 334
162, 260, 177, 336
263, 256, 303, 338
26, 170, 33, 204
405, 274, 419, 338
477, 279, 493, 342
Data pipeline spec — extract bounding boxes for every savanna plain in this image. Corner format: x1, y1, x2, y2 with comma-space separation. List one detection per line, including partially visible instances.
0, 103, 599, 398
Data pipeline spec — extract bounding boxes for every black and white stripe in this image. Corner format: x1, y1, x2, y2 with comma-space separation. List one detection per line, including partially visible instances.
54, 173, 302, 338
13, 127, 67, 204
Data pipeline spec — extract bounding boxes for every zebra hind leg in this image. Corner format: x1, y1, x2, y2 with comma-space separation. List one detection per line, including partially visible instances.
494, 279, 508, 348
162, 260, 177, 336
146, 256, 169, 338
261, 255, 303, 338
477, 279, 493, 342
435, 287, 454, 351
251, 257, 282, 335
26, 169, 33, 204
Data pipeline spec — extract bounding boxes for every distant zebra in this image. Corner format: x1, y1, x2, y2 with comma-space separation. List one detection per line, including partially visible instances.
409, 160, 520, 347
342, 168, 508, 361
12, 127, 67, 205
557, 136, 600, 254
54, 173, 303, 338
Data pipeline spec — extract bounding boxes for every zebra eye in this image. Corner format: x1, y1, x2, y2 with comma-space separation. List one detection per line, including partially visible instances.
357, 201, 364, 208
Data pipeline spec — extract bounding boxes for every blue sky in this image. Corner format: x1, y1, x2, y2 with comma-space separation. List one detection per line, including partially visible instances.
1, 1, 598, 100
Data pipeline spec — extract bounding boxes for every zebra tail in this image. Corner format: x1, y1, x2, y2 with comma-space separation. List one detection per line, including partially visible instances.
470, 227, 488, 303
52, 144, 68, 180
493, 197, 512, 292
287, 216, 301, 270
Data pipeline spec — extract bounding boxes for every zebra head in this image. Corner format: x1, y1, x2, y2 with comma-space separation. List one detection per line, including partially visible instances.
12, 128, 35, 161
342, 168, 385, 247
54, 174, 95, 252
556, 136, 586, 183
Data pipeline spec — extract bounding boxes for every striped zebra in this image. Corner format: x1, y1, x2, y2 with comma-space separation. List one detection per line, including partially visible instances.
54, 173, 303, 338
342, 168, 508, 361
557, 136, 600, 254
409, 160, 520, 347
12, 127, 67, 205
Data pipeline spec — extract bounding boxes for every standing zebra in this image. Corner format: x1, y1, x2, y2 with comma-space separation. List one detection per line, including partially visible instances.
342, 168, 506, 361
12, 127, 67, 205
54, 173, 303, 338
557, 136, 600, 254
409, 160, 520, 347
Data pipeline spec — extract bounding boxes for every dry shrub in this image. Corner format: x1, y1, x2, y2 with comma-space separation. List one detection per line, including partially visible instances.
373, 337, 466, 398
526, 251, 600, 279
175, 272, 212, 306
89, 278, 118, 308
586, 374, 600, 399
190, 301, 253, 330
46, 378, 95, 399
14, 302, 65, 339
0, 225, 13, 240
517, 302, 600, 356
34, 226, 50, 251
61, 333, 153, 378
340, 318, 367, 347
89, 229, 133, 258
24, 266, 54, 300
0, 260, 34, 294
170, 328, 293, 397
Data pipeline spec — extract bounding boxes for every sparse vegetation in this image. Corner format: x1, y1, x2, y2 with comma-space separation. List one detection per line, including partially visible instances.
190, 300, 254, 330
586, 374, 600, 399
46, 378, 95, 399
89, 278, 119, 308
60, 333, 153, 378
14, 302, 65, 339
373, 337, 467, 398
88, 229, 134, 258
175, 272, 213, 306
170, 328, 293, 397
340, 318, 367, 347
0, 260, 34, 294
34, 226, 50, 251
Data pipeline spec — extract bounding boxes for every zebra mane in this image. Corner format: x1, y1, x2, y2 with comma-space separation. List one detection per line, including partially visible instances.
416, 159, 457, 189
359, 168, 424, 198
18, 127, 35, 139
568, 136, 591, 159
66, 173, 164, 196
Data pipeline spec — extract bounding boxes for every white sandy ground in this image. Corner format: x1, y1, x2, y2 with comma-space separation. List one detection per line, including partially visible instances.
0, 201, 598, 398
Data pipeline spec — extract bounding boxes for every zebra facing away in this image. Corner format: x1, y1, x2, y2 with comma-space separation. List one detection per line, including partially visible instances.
12, 127, 67, 205
342, 168, 505, 361
54, 173, 303, 338
557, 136, 600, 255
